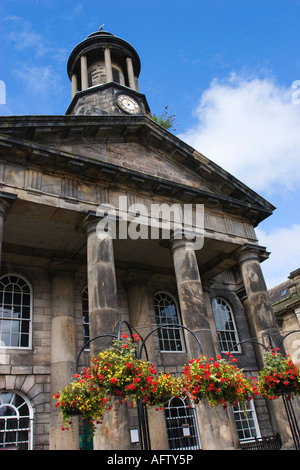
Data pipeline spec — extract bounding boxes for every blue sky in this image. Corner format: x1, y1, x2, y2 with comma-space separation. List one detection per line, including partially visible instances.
1, 0, 300, 288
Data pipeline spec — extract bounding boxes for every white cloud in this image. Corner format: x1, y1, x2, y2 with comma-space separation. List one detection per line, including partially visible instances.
178, 73, 300, 287
256, 225, 300, 288
14, 65, 63, 96
179, 73, 300, 195
6, 17, 67, 61
8, 19, 50, 57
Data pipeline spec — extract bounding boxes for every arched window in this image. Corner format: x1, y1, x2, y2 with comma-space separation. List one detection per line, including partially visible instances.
0, 391, 33, 450
211, 297, 240, 353
164, 396, 201, 450
0, 275, 32, 349
153, 292, 184, 352
82, 286, 89, 348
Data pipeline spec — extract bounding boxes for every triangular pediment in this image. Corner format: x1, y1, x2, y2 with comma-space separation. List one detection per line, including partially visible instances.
45, 139, 215, 193
0, 114, 275, 225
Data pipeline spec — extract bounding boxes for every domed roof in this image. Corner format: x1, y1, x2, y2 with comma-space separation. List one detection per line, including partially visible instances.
67, 29, 141, 79
87, 30, 115, 39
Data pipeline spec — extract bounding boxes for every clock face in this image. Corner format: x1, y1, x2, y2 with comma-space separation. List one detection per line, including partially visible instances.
116, 94, 141, 114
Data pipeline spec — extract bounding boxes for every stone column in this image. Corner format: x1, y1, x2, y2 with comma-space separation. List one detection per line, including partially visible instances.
126, 57, 136, 90
0, 193, 16, 272
0, 200, 9, 271
71, 73, 78, 98
124, 270, 169, 450
83, 215, 130, 450
104, 48, 113, 83
236, 243, 295, 448
170, 239, 240, 450
49, 270, 79, 450
84, 216, 119, 356
236, 244, 280, 364
80, 55, 88, 90
171, 239, 213, 357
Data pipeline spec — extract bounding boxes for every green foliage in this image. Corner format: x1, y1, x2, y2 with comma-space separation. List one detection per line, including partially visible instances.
149, 106, 177, 131
257, 349, 300, 399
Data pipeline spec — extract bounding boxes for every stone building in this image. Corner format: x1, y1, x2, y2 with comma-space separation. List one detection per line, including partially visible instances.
0, 29, 298, 450
269, 268, 300, 363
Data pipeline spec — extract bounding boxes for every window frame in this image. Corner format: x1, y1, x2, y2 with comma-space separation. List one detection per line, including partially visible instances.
0, 274, 33, 350
153, 291, 185, 353
164, 396, 201, 450
0, 391, 34, 450
81, 286, 90, 350
232, 400, 261, 443
211, 296, 241, 354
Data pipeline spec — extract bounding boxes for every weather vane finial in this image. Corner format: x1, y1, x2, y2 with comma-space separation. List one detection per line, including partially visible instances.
99, 24, 104, 31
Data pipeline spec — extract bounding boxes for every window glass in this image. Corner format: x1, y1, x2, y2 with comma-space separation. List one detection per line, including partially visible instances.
153, 292, 184, 352
232, 400, 261, 442
0, 275, 32, 348
82, 287, 89, 349
165, 396, 201, 450
211, 297, 240, 353
0, 392, 33, 450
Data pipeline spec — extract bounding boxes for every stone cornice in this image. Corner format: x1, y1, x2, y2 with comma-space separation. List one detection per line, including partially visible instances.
0, 115, 275, 225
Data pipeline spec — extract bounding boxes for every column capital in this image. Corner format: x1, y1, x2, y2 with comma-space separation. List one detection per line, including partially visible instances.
81, 211, 116, 240
0, 192, 17, 218
235, 243, 269, 264
81, 210, 99, 235
169, 236, 197, 254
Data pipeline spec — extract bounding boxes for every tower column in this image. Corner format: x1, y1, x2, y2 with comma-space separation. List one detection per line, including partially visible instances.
80, 55, 88, 90
104, 47, 113, 82
171, 238, 240, 450
126, 57, 137, 90
71, 73, 78, 98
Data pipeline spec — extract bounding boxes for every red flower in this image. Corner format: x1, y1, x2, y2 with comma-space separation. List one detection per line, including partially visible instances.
132, 333, 141, 341
122, 332, 127, 339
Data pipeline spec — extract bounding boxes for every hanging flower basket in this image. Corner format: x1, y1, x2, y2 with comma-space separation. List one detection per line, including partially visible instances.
182, 353, 258, 408
257, 349, 300, 400
53, 333, 183, 433
145, 372, 183, 408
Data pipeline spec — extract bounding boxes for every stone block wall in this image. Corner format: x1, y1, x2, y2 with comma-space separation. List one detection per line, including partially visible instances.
0, 266, 52, 450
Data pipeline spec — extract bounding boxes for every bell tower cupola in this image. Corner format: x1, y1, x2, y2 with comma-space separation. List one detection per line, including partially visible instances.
66, 28, 150, 116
